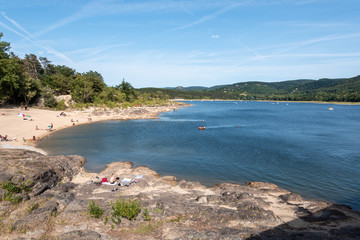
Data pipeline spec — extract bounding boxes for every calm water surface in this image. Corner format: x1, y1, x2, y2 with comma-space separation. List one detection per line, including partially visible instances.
37, 101, 360, 210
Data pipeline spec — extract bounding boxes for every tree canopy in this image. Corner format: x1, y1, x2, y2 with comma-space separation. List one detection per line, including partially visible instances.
0, 33, 169, 108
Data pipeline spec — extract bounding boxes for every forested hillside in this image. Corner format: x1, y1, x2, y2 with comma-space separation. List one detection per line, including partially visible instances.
140, 76, 360, 102
2, 32, 359, 105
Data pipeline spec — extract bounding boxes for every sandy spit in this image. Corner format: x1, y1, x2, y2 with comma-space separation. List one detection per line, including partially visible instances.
0, 104, 185, 154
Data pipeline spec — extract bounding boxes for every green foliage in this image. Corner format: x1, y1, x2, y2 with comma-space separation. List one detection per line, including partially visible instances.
0, 32, 11, 59
26, 202, 40, 213
132, 223, 159, 234
19, 181, 32, 193
0, 57, 26, 103
170, 216, 182, 222
142, 208, 151, 221
44, 95, 58, 108
21, 74, 41, 105
138, 76, 360, 102
1, 181, 21, 193
116, 79, 136, 102
0, 180, 33, 204
87, 200, 105, 218
3, 193, 21, 204
110, 198, 141, 221
55, 99, 66, 111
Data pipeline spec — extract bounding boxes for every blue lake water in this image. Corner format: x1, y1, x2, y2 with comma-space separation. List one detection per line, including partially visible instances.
37, 101, 360, 211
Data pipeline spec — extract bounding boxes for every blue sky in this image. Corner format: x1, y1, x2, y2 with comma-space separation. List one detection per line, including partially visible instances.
1, 0, 360, 88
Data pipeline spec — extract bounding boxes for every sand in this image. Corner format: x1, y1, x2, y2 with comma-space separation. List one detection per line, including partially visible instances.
0, 105, 182, 153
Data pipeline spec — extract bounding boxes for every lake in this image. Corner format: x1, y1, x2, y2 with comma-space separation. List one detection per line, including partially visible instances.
37, 101, 360, 211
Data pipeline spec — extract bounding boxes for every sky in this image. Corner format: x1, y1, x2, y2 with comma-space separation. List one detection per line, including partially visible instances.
1, 0, 360, 88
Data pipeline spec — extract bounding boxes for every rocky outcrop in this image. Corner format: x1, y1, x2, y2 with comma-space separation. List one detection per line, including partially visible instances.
1, 148, 360, 240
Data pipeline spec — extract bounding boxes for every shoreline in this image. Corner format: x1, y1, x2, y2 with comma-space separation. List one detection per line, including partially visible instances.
0, 102, 188, 154
1, 147, 359, 239
174, 98, 360, 105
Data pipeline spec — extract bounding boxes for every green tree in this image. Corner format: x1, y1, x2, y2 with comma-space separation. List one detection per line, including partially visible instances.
116, 79, 136, 102
71, 73, 93, 103
22, 54, 43, 80
0, 32, 10, 59
0, 57, 25, 103
21, 74, 41, 105
71, 71, 105, 103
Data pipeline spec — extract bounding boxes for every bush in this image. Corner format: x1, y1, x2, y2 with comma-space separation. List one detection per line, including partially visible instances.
110, 198, 141, 222
87, 200, 105, 218
43, 94, 58, 108
55, 99, 66, 110
19, 181, 33, 193
1, 181, 21, 193
142, 208, 151, 221
3, 193, 21, 204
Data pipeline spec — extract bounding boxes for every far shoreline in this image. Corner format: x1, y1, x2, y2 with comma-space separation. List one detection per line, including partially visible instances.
174, 98, 360, 105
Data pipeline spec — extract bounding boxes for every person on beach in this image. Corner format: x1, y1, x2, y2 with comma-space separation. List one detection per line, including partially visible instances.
1, 135, 8, 141
109, 173, 116, 184
50, 123, 53, 130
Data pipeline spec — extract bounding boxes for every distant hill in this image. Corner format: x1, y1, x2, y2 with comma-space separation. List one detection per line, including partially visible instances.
138, 75, 360, 102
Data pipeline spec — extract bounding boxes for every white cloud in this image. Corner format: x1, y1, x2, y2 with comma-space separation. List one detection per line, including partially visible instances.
211, 34, 220, 39
1, 12, 72, 63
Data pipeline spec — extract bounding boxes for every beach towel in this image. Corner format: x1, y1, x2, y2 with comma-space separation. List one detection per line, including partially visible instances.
135, 175, 144, 179
121, 178, 132, 183
101, 178, 107, 183
102, 182, 117, 185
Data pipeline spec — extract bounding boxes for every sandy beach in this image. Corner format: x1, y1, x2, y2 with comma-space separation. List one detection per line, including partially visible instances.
0, 104, 184, 153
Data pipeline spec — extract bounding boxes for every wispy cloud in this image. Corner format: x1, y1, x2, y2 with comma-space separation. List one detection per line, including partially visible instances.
234, 39, 264, 59
251, 33, 360, 61
65, 43, 133, 62
35, 0, 214, 36
1, 12, 72, 62
176, 2, 246, 30
211, 34, 220, 39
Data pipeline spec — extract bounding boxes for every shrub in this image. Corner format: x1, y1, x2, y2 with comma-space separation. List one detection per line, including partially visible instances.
142, 208, 151, 221
4, 193, 21, 204
19, 181, 33, 193
110, 198, 141, 222
87, 200, 105, 218
55, 99, 66, 110
43, 93, 58, 108
1, 181, 21, 193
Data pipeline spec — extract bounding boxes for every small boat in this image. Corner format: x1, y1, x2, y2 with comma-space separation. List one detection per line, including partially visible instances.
198, 127, 206, 130
329, 107, 334, 111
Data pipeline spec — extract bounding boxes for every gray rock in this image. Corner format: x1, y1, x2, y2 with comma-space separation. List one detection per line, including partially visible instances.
237, 202, 276, 222
196, 196, 208, 204
178, 180, 206, 189
57, 230, 102, 240
279, 192, 303, 202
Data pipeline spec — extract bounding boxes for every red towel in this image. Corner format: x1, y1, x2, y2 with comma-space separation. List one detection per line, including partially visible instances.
101, 178, 107, 183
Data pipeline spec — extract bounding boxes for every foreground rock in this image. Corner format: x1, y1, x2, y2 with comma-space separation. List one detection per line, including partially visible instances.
0, 149, 359, 239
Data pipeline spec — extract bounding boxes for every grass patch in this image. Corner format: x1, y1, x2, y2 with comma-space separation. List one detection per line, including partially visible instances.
26, 202, 40, 213
170, 216, 182, 223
